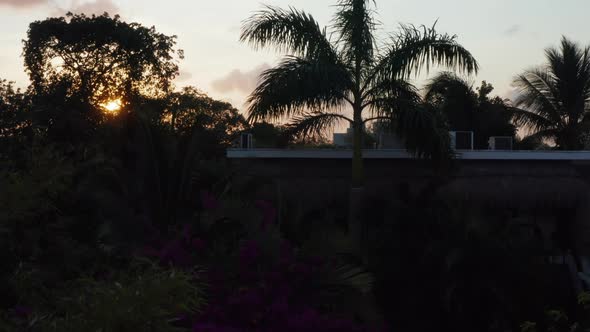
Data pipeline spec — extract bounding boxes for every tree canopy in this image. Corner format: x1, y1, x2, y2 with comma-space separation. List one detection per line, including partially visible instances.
425, 73, 516, 149
23, 13, 183, 109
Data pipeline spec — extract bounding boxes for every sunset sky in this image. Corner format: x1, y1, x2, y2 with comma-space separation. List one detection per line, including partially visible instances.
1, 0, 589, 114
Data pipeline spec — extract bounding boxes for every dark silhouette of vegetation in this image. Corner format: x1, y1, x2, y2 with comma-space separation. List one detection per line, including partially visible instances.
512, 37, 590, 150
23, 13, 183, 143
24, 13, 182, 105
241, 0, 478, 188
249, 122, 289, 148
425, 72, 517, 149
366, 186, 585, 332
0, 7, 589, 332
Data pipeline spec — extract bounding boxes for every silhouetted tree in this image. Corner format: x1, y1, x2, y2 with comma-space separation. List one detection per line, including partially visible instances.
97, 87, 248, 229
163, 87, 247, 151
249, 122, 288, 148
512, 37, 590, 150
23, 13, 183, 142
425, 73, 516, 149
241, 0, 478, 188
0, 80, 31, 158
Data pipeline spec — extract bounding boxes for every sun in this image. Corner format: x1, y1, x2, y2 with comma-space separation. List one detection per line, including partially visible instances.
101, 99, 122, 113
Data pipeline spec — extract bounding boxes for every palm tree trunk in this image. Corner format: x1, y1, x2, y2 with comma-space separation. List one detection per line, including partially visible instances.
350, 106, 365, 257
351, 108, 364, 188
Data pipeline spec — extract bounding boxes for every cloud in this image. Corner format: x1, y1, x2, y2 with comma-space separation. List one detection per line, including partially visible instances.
69, 0, 119, 15
504, 24, 522, 36
0, 0, 46, 8
70, 0, 118, 14
212, 63, 271, 94
1, 0, 118, 13
176, 70, 193, 82
52, 0, 120, 16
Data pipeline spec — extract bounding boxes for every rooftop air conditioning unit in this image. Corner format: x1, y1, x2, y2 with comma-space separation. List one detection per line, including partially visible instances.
488, 136, 513, 150
240, 133, 253, 149
450, 131, 474, 150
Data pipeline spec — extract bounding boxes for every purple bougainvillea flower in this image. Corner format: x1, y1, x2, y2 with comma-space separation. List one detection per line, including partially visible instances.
308, 255, 325, 268
239, 240, 260, 265
285, 308, 320, 331
192, 238, 206, 251
235, 288, 263, 308
279, 240, 295, 266
265, 269, 282, 283
13, 305, 32, 318
200, 190, 219, 210
160, 239, 191, 267
192, 323, 242, 332
268, 297, 289, 317
93, 269, 115, 281
255, 200, 277, 230
292, 262, 312, 278
141, 246, 162, 258
181, 224, 193, 242
191, 322, 220, 331
171, 313, 193, 328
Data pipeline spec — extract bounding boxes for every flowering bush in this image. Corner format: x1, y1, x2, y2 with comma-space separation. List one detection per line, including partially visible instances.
188, 238, 365, 332
140, 193, 380, 332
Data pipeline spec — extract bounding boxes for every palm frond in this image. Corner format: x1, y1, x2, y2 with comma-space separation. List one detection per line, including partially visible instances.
424, 71, 474, 102
369, 22, 478, 84
396, 105, 453, 162
287, 112, 352, 138
241, 5, 337, 60
512, 69, 562, 128
363, 78, 421, 117
318, 261, 374, 295
545, 38, 590, 120
524, 128, 561, 141
333, 0, 377, 67
246, 56, 352, 122
510, 107, 554, 133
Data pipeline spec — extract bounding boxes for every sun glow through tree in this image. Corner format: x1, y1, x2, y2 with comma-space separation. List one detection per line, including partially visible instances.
101, 99, 122, 113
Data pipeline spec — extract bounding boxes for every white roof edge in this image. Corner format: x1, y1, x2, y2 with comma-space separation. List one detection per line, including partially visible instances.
226, 149, 590, 161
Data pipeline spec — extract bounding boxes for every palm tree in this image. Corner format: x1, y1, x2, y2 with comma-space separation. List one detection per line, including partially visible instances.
512, 37, 590, 150
241, 0, 478, 189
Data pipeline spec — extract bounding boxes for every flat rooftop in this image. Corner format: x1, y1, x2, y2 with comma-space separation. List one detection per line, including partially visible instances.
227, 149, 590, 161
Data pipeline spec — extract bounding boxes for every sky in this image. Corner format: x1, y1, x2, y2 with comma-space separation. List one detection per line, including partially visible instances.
1, 0, 589, 117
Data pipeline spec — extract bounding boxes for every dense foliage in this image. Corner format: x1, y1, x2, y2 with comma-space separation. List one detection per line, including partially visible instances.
0, 4, 589, 332
24, 13, 182, 106
425, 73, 516, 149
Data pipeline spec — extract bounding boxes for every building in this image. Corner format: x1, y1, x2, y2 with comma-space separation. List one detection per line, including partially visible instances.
332, 124, 354, 147
227, 147, 590, 292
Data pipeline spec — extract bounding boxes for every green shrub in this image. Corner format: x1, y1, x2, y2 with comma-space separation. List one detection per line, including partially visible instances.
14, 260, 204, 332
520, 292, 590, 332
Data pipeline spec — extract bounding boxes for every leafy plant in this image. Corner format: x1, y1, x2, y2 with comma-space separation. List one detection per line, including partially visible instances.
519, 292, 590, 332
15, 260, 204, 332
